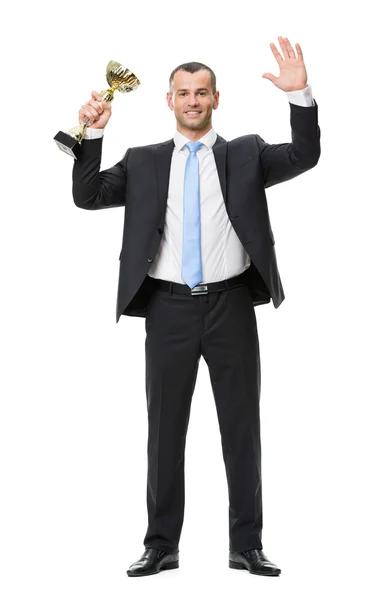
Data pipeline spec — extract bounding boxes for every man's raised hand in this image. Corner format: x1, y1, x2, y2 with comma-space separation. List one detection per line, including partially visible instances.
78, 91, 112, 129
262, 36, 308, 92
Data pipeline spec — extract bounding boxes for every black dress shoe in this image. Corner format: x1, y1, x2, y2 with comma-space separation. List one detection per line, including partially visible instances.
229, 549, 281, 576
126, 548, 179, 577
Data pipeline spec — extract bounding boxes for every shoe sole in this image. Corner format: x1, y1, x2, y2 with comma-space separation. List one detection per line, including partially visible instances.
127, 561, 179, 577
229, 560, 281, 576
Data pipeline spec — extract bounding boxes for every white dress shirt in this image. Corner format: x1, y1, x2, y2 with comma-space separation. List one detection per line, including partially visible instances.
85, 86, 314, 284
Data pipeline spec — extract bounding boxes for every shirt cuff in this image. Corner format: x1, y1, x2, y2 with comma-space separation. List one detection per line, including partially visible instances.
286, 84, 314, 107
84, 127, 105, 139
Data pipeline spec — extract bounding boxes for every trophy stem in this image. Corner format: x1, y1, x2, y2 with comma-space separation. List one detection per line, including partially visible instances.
101, 88, 115, 102
68, 122, 88, 143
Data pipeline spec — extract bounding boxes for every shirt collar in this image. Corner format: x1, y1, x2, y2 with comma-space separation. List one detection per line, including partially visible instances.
174, 127, 217, 152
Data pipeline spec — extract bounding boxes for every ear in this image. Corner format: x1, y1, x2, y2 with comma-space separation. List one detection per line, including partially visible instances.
213, 90, 220, 109
166, 91, 174, 110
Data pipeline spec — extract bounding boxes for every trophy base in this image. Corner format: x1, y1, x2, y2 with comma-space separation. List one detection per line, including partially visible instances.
54, 131, 82, 159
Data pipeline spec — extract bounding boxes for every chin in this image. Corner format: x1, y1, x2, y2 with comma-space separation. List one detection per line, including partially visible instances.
185, 118, 206, 129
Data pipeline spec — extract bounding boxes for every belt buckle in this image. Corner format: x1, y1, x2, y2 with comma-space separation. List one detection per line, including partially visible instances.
191, 284, 208, 295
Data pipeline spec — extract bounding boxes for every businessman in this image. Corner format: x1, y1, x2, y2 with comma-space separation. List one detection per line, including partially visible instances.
72, 36, 321, 577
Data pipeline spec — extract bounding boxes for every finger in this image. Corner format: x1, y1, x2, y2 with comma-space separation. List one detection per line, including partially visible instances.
83, 103, 100, 120
80, 105, 98, 123
88, 99, 104, 114
278, 36, 291, 60
269, 42, 284, 66
283, 37, 296, 59
79, 113, 95, 126
262, 72, 277, 85
91, 90, 102, 102
295, 42, 304, 61
89, 93, 104, 113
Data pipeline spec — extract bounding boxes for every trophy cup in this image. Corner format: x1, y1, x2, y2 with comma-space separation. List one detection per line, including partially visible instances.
54, 60, 140, 159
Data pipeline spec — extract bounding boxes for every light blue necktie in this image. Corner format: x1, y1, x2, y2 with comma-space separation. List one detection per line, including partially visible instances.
182, 141, 204, 289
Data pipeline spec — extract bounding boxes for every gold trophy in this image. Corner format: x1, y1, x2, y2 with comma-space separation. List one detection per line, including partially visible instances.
54, 60, 140, 159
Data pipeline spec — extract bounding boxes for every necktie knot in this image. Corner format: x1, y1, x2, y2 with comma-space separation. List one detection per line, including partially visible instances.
185, 141, 203, 154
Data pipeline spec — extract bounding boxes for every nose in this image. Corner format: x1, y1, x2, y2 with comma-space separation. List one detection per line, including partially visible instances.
187, 94, 199, 106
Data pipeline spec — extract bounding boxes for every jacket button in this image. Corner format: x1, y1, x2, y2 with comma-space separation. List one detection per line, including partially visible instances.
147, 257, 153, 262
158, 227, 163, 234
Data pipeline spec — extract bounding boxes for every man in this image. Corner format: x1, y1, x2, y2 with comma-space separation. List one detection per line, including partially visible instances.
72, 36, 321, 577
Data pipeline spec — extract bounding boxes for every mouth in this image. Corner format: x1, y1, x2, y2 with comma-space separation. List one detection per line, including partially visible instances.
185, 111, 202, 117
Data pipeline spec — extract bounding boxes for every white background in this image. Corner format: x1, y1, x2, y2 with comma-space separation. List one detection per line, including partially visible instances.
1, 0, 388, 598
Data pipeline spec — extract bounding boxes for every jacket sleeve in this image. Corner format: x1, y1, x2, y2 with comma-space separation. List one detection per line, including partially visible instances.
256, 100, 321, 189
72, 137, 130, 210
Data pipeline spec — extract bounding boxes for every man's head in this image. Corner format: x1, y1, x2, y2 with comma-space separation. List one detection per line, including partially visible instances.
167, 62, 219, 140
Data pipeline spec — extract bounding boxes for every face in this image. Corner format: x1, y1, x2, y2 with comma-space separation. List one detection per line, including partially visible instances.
167, 69, 219, 139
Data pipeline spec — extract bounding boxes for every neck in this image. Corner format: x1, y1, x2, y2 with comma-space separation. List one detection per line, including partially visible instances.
177, 123, 213, 141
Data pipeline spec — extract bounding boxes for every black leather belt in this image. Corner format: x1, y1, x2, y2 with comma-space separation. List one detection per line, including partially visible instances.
153, 271, 248, 296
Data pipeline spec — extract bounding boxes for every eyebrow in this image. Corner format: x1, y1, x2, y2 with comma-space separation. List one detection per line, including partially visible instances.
176, 88, 209, 92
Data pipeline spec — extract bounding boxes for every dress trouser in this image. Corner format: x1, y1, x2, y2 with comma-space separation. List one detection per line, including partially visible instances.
142, 275, 263, 554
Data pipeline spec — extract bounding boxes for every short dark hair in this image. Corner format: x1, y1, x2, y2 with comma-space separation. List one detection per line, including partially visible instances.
169, 62, 216, 95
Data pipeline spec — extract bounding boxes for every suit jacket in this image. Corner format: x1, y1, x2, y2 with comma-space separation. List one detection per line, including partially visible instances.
72, 100, 321, 323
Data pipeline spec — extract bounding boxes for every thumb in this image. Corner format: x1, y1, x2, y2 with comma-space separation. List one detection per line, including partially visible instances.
262, 73, 277, 84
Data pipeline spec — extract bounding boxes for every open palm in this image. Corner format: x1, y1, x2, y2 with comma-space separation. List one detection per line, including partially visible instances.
262, 36, 308, 92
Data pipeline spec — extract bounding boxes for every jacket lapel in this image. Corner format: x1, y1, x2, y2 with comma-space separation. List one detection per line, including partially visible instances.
156, 138, 174, 219
212, 134, 227, 205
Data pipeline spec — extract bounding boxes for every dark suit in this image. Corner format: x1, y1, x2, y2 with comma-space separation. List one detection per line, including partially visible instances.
73, 101, 320, 323
72, 100, 321, 553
